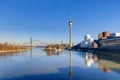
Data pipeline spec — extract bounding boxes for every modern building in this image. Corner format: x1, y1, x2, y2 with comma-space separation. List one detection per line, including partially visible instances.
75, 31, 120, 49
81, 34, 94, 48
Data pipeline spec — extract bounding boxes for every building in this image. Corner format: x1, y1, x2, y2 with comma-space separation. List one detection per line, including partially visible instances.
110, 33, 120, 37
98, 37, 120, 49
98, 31, 110, 40
81, 34, 94, 48
93, 41, 98, 48
97, 32, 120, 49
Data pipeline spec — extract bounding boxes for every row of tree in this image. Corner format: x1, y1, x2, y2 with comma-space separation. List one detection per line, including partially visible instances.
0, 43, 27, 50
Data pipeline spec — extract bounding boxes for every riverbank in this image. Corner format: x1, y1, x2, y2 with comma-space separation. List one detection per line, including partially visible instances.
79, 47, 120, 57
80, 47, 120, 52
0, 43, 30, 53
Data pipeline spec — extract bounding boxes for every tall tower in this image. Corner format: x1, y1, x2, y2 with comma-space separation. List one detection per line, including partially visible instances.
69, 18, 73, 79
69, 19, 73, 48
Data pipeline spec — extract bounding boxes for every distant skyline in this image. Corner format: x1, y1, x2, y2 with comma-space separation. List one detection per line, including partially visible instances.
0, 0, 120, 44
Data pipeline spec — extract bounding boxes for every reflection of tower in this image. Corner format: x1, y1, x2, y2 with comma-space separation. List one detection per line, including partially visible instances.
69, 51, 73, 79
30, 48, 33, 59
30, 37, 33, 58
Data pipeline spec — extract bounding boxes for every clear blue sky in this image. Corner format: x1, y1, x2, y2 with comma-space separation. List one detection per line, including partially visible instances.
0, 0, 120, 44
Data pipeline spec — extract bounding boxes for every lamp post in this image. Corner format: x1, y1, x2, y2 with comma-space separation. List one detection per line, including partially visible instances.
69, 19, 73, 48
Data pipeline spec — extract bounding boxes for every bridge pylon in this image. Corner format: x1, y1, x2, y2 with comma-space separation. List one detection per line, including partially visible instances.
30, 37, 32, 48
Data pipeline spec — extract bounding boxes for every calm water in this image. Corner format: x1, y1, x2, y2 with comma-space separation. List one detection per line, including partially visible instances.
0, 47, 120, 80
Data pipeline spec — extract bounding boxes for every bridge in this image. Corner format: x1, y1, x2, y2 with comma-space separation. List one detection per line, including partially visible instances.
23, 40, 48, 47
14, 38, 49, 47
12, 37, 65, 47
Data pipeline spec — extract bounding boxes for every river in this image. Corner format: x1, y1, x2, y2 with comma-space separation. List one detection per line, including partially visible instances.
0, 47, 120, 80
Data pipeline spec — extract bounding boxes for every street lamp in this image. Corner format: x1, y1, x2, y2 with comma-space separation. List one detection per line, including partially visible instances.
69, 19, 73, 48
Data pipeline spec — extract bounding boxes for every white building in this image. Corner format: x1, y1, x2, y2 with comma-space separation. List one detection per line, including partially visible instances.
81, 34, 94, 48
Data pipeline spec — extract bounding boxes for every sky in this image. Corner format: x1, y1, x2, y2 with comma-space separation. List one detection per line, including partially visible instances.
0, 0, 120, 44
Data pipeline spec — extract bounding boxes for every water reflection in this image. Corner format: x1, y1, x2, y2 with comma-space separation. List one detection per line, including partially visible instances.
0, 48, 120, 80
85, 52, 120, 74
45, 50, 60, 56
98, 54, 120, 74
30, 48, 33, 58
69, 51, 73, 79
85, 52, 94, 67
0, 51, 27, 62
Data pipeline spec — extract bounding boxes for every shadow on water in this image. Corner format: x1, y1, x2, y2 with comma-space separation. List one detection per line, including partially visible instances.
4, 67, 112, 80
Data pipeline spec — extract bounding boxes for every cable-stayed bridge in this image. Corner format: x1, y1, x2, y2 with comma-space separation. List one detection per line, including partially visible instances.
11, 38, 66, 47
23, 40, 48, 47
14, 38, 48, 47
